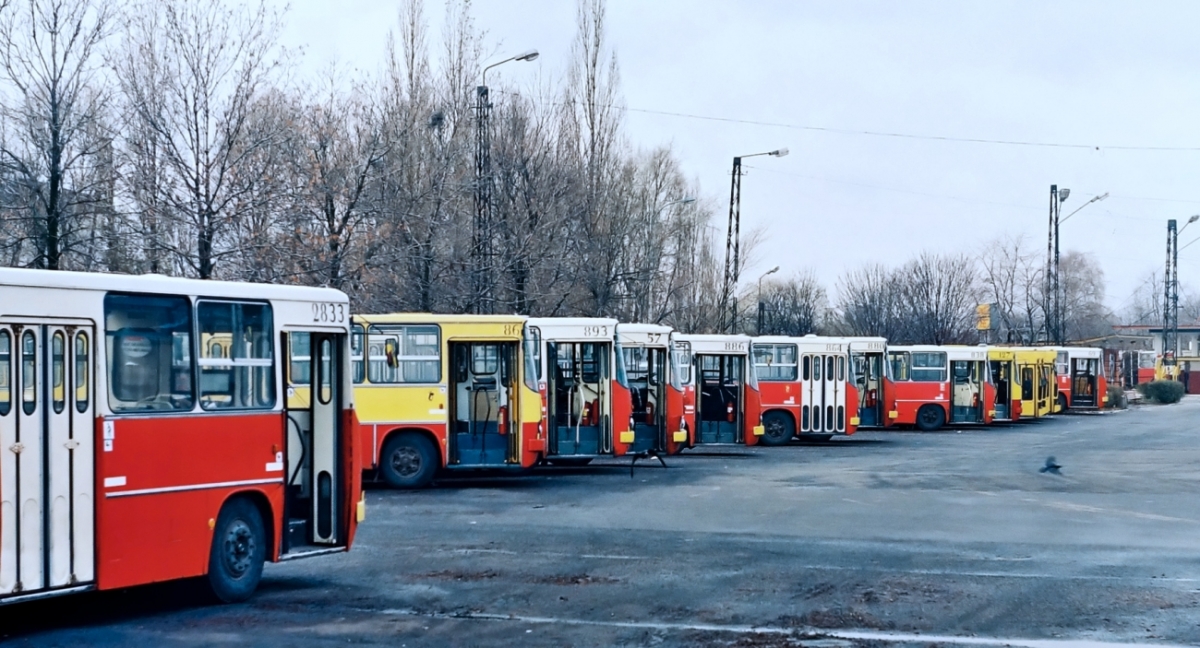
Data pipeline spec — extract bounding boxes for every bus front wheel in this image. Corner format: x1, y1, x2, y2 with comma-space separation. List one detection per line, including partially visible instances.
381, 433, 437, 489
206, 497, 266, 603
1057, 394, 1068, 413
915, 405, 945, 432
759, 411, 795, 446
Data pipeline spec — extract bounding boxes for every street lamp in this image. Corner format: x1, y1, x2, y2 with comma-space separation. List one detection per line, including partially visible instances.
1163, 214, 1200, 370
1045, 187, 1107, 344
473, 49, 538, 314
722, 148, 788, 333
756, 266, 780, 334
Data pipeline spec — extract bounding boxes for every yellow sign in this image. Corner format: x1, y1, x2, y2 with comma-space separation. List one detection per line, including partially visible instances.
975, 303, 991, 331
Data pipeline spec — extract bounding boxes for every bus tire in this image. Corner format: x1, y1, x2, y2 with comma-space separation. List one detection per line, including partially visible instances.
915, 405, 945, 432
1057, 394, 1068, 412
206, 497, 266, 604
380, 433, 437, 489
759, 411, 795, 446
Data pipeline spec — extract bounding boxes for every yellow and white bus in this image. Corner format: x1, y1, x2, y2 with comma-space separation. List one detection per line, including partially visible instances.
291, 314, 543, 489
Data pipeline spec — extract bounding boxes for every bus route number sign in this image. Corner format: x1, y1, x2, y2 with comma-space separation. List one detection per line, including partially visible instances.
724, 342, 746, 352
582, 325, 609, 337
312, 302, 346, 324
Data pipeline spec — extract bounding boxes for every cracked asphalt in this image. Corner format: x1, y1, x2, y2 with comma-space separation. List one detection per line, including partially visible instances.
6, 397, 1200, 646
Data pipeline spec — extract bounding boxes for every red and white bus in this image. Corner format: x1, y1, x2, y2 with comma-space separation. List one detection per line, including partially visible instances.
847, 337, 890, 428
614, 324, 690, 456
885, 345, 995, 431
526, 318, 634, 464
0, 268, 362, 605
1050, 346, 1108, 410
752, 335, 858, 444
674, 334, 764, 446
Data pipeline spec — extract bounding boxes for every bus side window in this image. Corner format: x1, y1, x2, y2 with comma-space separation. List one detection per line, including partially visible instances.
290, 332, 312, 386
105, 293, 195, 412
350, 324, 365, 384
75, 331, 89, 413
196, 300, 275, 410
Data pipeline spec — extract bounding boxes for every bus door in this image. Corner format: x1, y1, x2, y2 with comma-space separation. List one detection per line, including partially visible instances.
673, 341, 696, 449
622, 346, 666, 453
449, 342, 517, 467
1039, 364, 1054, 414
801, 353, 844, 434
547, 342, 608, 456
696, 354, 742, 444
663, 343, 688, 454
1071, 357, 1098, 407
950, 360, 983, 423
0, 323, 95, 596
853, 352, 884, 427
283, 332, 343, 552
990, 360, 1010, 420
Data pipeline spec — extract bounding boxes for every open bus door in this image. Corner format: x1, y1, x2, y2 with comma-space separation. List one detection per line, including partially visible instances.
853, 350, 886, 427
545, 340, 609, 457
948, 356, 990, 424
448, 342, 519, 467
674, 339, 696, 450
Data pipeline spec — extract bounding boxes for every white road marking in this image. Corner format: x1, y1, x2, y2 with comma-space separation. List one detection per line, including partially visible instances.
375, 608, 1191, 648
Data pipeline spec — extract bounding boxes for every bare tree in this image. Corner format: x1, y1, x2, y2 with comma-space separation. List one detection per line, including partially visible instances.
117, 0, 282, 279
1059, 250, 1110, 341
0, 0, 112, 270
835, 264, 907, 340
980, 234, 1044, 342
756, 271, 828, 335
899, 252, 980, 344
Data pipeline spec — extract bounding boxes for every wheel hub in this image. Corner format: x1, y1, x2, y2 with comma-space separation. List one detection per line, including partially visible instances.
223, 521, 255, 577
391, 446, 422, 477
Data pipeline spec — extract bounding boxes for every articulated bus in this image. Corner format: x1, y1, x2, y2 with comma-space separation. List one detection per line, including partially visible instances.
526, 317, 632, 465
1012, 347, 1056, 418
675, 334, 764, 446
847, 337, 889, 428
0, 268, 361, 605
886, 346, 995, 431
1050, 346, 1107, 410
614, 324, 690, 456
752, 335, 858, 444
347, 314, 541, 488
986, 347, 1021, 422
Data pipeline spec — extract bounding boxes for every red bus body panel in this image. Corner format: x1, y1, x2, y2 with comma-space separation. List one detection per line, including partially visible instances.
888, 381, 947, 426
682, 383, 697, 448
610, 379, 634, 457
758, 381, 800, 439
95, 413, 285, 591
744, 382, 762, 446
844, 384, 860, 435
664, 383, 686, 455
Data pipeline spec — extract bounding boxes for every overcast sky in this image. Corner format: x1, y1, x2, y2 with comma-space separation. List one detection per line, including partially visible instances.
280, 1, 1200, 314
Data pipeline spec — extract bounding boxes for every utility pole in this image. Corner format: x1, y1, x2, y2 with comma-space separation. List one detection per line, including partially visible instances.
1164, 219, 1179, 369
721, 156, 743, 334
471, 50, 538, 315
1044, 185, 1068, 344
719, 148, 787, 333
473, 84, 492, 314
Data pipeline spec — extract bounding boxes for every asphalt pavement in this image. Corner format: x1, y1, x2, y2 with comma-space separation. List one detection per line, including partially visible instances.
6, 397, 1200, 647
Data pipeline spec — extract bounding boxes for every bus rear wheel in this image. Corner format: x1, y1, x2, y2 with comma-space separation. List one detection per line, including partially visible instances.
759, 411, 795, 446
1057, 393, 1068, 412
915, 405, 945, 432
206, 497, 266, 603
381, 433, 437, 489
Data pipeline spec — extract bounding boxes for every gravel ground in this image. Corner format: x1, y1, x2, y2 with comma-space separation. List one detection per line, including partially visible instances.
6, 397, 1200, 646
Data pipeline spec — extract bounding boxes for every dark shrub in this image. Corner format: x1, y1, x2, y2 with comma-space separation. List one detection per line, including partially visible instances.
1136, 380, 1185, 404
1105, 384, 1127, 409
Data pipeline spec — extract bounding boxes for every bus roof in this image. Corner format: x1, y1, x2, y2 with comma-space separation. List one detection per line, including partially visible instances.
889, 344, 987, 361
0, 267, 347, 303
616, 323, 673, 347
676, 333, 751, 354
355, 313, 525, 326
753, 334, 850, 353
527, 317, 618, 340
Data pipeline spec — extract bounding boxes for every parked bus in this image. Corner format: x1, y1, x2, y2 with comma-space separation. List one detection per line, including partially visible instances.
986, 347, 1021, 422
1013, 347, 1056, 418
0, 268, 361, 605
347, 314, 541, 488
886, 346, 994, 431
525, 317, 632, 465
752, 335, 858, 444
615, 324, 690, 456
1050, 346, 1108, 410
675, 334, 764, 446
1121, 350, 1156, 388
847, 337, 890, 428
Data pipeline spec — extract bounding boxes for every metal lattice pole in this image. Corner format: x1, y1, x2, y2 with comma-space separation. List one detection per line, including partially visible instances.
1164, 219, 1178, 367
473, 85, 493, 314
720, 157, 742, 333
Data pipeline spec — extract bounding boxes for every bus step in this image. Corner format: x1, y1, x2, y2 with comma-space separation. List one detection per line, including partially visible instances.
287, 518, 310, 548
